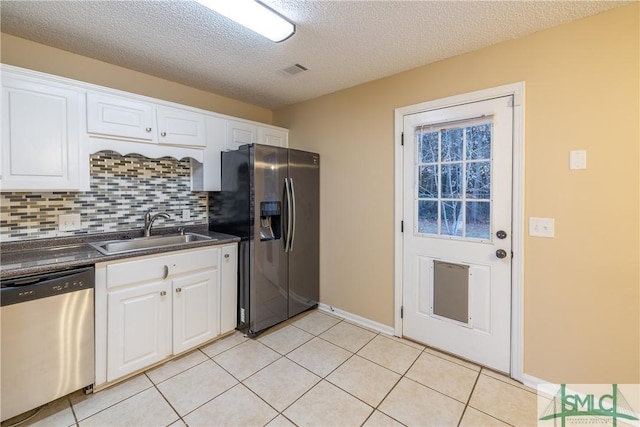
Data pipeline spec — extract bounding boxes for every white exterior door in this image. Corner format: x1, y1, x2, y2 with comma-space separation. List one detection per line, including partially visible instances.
402, 96, 513, 373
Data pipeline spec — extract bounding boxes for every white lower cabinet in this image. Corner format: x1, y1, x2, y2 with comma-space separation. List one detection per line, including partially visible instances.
172, 269, 219, 354
220, 245, 238, 333
107, 280, 171, 382
96, 244, 237, 387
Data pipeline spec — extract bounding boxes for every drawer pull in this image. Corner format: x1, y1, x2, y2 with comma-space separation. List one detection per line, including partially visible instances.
224, 254, 230, 259
160, 291, 166, 296
162, 265, 169, 280
176, 288, 182, 293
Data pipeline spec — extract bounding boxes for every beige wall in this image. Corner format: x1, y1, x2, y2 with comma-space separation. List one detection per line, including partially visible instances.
274, 4, 640, 383
0, 33, 272, 124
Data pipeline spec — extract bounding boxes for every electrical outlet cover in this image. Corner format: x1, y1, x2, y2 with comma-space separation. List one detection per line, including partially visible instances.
59, 213, 81, 231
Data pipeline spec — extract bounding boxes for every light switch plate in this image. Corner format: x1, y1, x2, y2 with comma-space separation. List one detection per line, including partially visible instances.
529, 217, 555, 238
59, 213, 81, 231
570, 150, 587, 170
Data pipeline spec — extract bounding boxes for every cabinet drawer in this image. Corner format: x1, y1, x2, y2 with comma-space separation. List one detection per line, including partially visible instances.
106, 247, 219, 289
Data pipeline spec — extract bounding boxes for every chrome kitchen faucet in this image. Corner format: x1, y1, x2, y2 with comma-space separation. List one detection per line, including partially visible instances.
144, 208, 170, 237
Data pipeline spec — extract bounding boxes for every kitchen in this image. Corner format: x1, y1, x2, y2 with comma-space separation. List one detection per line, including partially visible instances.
1, 1, 639, 426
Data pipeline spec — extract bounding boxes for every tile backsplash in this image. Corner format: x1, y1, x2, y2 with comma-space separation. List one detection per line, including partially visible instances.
0, 151, 208, 242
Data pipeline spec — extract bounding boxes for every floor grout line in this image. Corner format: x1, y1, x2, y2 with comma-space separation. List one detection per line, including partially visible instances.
455, 366, 482, 426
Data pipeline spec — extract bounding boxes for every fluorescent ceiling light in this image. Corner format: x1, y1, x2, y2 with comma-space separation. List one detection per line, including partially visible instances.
196, 0, 295, 43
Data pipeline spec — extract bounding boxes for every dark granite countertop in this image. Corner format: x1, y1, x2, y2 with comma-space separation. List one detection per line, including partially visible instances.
0, 225, 240, 279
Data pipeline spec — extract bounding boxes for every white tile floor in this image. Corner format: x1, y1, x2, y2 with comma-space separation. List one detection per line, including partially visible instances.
3, 310, 541, 427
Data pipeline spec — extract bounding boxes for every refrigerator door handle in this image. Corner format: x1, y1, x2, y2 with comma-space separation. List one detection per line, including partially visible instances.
284, 178, 293, 252
290, 178, 297, 252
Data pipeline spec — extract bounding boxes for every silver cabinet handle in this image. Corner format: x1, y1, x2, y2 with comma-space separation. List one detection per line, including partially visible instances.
162, 265, 169, 280
160, 131, 167, 137
224, 254, 230, 259
146, 127, 152, 132
160, 291, 166, 296
175, 288, 182, 293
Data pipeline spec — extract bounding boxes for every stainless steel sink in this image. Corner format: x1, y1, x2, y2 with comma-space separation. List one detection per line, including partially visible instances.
90, 233, 215, 255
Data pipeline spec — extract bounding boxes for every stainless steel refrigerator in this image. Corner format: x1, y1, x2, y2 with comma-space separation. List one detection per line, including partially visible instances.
209, 144, 319, 336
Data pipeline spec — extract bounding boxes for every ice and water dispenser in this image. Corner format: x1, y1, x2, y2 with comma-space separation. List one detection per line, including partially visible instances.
259, 201, 281, 241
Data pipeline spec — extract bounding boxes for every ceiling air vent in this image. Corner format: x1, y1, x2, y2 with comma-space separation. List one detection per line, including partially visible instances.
279, 63, 308, 77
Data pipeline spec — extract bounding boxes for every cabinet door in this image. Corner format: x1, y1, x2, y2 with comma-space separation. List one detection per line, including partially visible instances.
1, 76, 80, 190
172, 269, 219, 354
107, 280, 171, 382
226, 120, 257, 151
87, 92, 154, 141
191, 115, 226, 191
156, 106, 206, 147
258, 127, 288, 148
220, 245, 238, 334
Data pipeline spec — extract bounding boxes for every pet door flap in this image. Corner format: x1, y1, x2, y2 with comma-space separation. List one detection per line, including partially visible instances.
433, 261, 469, 324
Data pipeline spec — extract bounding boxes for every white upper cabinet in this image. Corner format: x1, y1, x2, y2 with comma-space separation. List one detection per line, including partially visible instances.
156, 106, 206, 147
258, 127, 288, 148
1, 72, 87, 191
87, 92, 205, 147
191, 115, 226, 191
2, 65, 290, 192
226, 119, 289, 150
226, 120, 257, 151
86, 92, 154, 141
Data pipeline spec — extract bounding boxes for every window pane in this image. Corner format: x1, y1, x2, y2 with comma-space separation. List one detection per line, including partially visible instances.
441, 163, 462, 198
466, 162, 491, 199
441, 128, 463, 161
420, 132, 439, 163
418, 165, 438, 198
466, 124, 491, 160
466, 201, 491, 239
418, 200, 438, 234
441, 201, 462, 236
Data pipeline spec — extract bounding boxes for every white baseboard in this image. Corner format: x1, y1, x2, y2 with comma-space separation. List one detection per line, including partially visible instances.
523, 373, 552, 393
317, 303, 395, 336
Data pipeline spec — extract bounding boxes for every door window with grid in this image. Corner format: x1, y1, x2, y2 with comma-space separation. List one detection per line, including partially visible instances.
415, 117, 493, 240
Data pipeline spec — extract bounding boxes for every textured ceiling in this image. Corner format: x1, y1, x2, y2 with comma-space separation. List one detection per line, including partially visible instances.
0, 0, 629, 109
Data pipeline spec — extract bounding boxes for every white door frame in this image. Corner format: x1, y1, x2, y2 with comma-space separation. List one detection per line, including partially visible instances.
394, 82, 525, 381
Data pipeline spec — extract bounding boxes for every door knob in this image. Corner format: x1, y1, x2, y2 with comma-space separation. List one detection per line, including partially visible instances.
496, 230, 507, 239
496, 249, 508, 259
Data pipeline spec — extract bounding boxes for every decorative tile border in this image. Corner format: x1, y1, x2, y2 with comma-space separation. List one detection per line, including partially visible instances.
0, 151, 208, 242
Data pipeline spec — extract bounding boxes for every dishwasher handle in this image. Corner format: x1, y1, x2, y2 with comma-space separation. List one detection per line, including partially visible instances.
1, 266, 95, 307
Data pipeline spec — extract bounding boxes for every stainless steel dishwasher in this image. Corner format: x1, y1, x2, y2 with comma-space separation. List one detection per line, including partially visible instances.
1, 266, 95, 422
